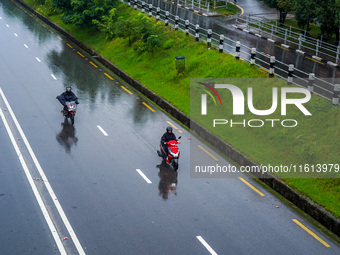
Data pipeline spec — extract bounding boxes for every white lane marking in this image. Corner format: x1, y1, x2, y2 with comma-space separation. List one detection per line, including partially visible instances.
196, 236, 218, 255
97, 125, 108, 136
35, 57, 41, 62
14, 33, 18, 37
51, 74, 57, 80
0, 87, 86, 255
6, 24, 9, 27
24, 44, 28, 48
136, 169, 152, 184
0, 107, 67, 255
0, 17, 2, 20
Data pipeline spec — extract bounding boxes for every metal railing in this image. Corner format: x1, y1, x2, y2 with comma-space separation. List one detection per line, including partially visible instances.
176, 0, 210, 11
235, 15, 340, 65
124, 0, 340, 104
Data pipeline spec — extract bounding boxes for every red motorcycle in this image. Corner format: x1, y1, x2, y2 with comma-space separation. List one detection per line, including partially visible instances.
157, 136, 181, 170
61, 101, 77, 125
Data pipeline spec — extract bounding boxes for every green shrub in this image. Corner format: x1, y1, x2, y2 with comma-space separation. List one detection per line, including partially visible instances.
163, 39, 175, 49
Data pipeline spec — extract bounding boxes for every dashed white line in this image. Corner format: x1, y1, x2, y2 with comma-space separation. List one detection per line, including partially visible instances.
6, 24, 9, 27
97, 125, 108, 136
196, 236, 218, 255
136, 169, 152, 184
35, 57, 41, 62
14, 33, 18, 37
24, 44, 28, 48
51, 74, 57, 80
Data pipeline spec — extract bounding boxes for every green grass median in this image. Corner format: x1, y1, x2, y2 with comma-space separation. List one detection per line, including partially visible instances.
24, 1, 340, 218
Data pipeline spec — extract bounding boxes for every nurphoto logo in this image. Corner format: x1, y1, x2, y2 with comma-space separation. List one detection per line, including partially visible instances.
196, 79, 312, 128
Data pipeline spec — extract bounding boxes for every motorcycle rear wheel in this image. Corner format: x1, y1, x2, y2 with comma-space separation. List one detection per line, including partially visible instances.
70, 115, 75, 125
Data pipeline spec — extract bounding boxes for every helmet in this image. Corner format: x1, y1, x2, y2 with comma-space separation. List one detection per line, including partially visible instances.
166, 126, 173, 132
66, 86, 72, 92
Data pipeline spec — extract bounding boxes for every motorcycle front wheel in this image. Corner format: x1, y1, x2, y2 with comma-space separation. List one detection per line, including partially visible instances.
172, 158, 178, 171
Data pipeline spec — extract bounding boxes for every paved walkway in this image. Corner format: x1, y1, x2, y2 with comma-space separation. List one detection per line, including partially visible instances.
174, 0, 279, 18
231, 0, 278, 19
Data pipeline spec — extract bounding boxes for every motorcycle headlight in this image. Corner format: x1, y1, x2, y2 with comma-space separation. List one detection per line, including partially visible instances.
169, 150, 179, 157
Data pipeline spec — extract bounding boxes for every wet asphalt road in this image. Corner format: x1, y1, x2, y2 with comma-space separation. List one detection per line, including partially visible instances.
234, 0, 278, 17
0, 0, 340, 254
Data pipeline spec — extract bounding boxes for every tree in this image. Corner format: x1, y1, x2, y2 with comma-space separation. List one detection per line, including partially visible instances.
277, 0, 295, 25
115, 18, 137, 46
259, 0, 278, 8
316, 0, 340, 41
336, 0, 340, 34
293, 0, 317, 31
134, 14, 155, 43
51, 0, 72, 12
92, 8, 117, 39
145, 35, 161, 56
260, 0, 294, 25
127, 14, 165, 55
61, 0, 116, 26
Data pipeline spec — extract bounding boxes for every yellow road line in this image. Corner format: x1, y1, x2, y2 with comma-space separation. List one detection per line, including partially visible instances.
194, 13, 202, 17
305, 56, 325, 65
89, 61, 97, 68
292, 219, 330, 247
142, 102, 155, 112
66, 43, 73, 48
77, 51, 84, 58
197, 145, 219, 161
259, 67, 277, 76
238, 177, 265, 196
121, 86, 133, 95
104, 73, 113, 80
57, 36, 63, 40
260, 66, 269, 73
275, 45, 290, 51
166, 121, 183, 133
227, 0, 244, 16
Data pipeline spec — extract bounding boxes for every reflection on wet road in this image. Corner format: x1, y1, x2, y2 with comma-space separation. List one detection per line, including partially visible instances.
56, 122, 79, 153
157, 160, 178, 200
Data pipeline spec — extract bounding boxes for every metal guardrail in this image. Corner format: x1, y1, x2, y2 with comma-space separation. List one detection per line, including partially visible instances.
123, 0, 340, 104
167, 0, 232, 12
175, 0, 210, 11
235, 15, 340, 66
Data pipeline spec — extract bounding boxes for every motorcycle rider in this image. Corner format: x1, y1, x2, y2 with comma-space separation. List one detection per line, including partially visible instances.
56, 86, 79, 115
160, 126, 177, 158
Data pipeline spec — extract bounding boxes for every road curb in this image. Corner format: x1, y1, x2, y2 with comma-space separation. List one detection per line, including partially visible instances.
16, 0, 340, 238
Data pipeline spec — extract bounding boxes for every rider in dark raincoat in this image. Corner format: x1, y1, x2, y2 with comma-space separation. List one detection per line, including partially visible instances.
56, 86, 79, 114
